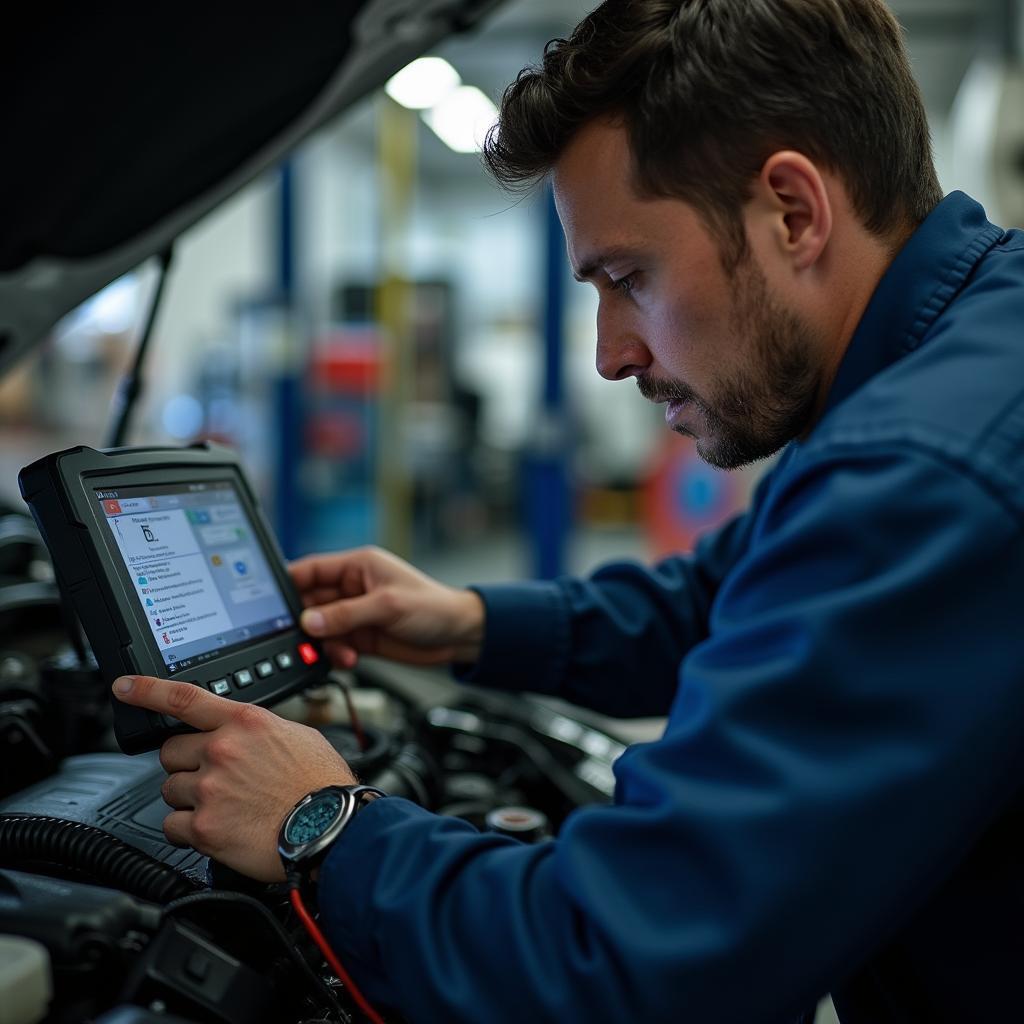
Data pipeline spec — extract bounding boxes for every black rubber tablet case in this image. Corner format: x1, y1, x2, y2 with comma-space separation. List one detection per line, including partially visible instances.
19, 444, 328, 753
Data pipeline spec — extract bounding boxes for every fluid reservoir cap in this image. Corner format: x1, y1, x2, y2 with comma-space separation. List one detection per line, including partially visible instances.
485, 806, 551, 843
0, 935, 52, 1024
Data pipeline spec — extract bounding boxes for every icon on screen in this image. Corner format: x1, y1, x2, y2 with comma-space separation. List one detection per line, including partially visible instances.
155, 618, 163, 626
102, 499, 122, 516
141, 525, 158, 543
145, 598, 154, 606
211, 554, 223, 567
162, 633, 171, 645
233, 561, 248, 576
137, 576, 148, 586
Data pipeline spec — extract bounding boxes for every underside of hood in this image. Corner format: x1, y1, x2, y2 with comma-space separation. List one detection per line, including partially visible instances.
0, 0, 504, 375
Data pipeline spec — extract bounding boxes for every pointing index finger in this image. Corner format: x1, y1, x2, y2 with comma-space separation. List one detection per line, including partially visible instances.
112, 675, 235, 732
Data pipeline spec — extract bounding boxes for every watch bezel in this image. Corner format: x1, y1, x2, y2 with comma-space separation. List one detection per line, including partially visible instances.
278, 784, 384, 869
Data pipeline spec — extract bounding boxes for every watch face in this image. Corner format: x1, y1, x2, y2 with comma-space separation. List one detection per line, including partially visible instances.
285, 790, 344, 846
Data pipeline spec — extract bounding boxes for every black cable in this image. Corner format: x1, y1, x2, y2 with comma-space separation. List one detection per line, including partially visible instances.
164, 889, 351, 1023
105, 245, 175, 449
0, 515, 44, 553
0, 814, 201, 903
0, 581, 59, 617
288, 884, 384, 1024
430, 713, 595, 804
390, 751, 431, 808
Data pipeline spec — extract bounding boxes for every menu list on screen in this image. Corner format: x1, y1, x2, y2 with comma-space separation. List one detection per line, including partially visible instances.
97, 482, 293, 672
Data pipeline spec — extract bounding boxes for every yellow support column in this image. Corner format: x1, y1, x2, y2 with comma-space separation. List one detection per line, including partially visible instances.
375, 95, 417, 557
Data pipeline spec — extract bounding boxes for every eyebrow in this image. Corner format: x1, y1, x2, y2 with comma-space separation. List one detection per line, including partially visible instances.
571, 246, 643, 283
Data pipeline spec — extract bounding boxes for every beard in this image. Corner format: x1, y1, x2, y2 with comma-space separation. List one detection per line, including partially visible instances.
637, 258, 823, 470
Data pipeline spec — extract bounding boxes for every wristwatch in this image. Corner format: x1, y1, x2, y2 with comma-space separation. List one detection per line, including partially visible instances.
278, 784, 386, 882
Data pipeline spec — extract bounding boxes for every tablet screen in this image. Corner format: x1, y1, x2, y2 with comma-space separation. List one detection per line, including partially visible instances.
96, 481, 293, 673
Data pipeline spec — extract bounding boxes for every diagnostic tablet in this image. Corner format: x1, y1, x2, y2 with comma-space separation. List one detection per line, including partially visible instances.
19, 444, 329, 753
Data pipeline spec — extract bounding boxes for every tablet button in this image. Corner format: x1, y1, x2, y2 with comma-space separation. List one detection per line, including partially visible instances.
275, 652, 294, 670
256, 660, 274, 678
298, 643, 319, 666
234, 668, 255, 688
209, 678, 231, 696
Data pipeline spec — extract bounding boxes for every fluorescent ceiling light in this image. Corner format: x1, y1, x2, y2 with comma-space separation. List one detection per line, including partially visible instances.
385, 57, 461, 110
423, 85, 498, 154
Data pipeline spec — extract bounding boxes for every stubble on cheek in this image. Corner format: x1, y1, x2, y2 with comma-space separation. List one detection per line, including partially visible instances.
644, 280, 821, 468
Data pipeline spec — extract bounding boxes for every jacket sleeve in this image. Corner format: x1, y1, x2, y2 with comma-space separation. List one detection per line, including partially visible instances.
318, 442, 1024, 1024
453, 469, 772, 719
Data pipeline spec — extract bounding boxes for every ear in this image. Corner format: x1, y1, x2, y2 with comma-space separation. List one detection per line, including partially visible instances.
754, 151, 833, 272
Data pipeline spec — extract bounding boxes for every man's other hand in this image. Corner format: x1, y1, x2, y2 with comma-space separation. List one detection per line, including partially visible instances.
289, 546, 485, 670
112, 675, 357, 882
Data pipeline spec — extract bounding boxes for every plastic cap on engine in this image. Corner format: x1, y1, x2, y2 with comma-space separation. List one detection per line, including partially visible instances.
484, 806, 551, 844
0, 935, 52, 1024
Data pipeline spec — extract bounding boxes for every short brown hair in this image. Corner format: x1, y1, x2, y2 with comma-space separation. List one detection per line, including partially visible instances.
484, 0, 943, 264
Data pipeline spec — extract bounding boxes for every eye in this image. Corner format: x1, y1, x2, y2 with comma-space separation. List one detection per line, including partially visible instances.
611, 272, 637, 296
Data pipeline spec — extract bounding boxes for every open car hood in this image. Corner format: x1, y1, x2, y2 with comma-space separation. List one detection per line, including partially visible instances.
0, 0, 504, 375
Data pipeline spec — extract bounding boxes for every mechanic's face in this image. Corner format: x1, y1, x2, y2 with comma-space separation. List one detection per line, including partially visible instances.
553, 119, 824, 469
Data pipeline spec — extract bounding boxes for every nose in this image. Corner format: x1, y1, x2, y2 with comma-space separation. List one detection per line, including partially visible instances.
595, 304, 652, 381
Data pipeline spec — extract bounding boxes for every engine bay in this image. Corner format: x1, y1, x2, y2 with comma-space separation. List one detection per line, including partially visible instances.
0, 500, 624, 1023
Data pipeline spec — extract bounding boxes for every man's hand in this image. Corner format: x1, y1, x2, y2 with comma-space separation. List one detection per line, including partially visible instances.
112, 675, 357, 882
289, 546, 485, 670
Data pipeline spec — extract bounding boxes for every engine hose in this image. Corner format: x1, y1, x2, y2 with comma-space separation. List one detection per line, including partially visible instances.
0, 814, 202, 903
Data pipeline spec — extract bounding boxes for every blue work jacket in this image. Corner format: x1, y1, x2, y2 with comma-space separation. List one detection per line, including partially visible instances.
319, 193, 1024, 1023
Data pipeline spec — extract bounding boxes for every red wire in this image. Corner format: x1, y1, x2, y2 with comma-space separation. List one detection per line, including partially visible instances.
340, 683, 369, 752
289, 887, 386, 1024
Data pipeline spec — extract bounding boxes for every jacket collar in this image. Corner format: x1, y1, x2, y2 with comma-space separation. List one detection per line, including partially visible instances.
820, 191, 1005, 419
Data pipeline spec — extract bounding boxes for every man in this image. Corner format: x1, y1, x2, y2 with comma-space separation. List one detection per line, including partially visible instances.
113, 1, 1024, 1021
